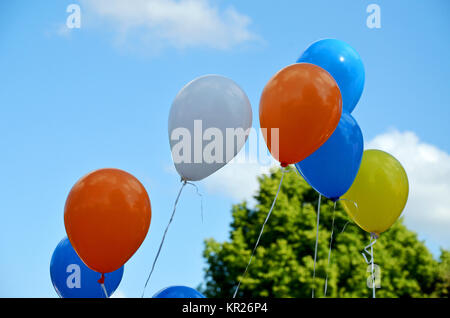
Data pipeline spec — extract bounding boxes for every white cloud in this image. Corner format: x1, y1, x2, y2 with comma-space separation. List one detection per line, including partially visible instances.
45, 23, 73, 38
80, 0, 256, 49
56, 24, 72, 37
201, 149, 277, 205
367, 130, 450, 249
110, 289, 126, 298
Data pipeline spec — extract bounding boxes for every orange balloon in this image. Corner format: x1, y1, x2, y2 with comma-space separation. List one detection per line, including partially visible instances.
259, 63, 342, 165
64, 168, 151, 273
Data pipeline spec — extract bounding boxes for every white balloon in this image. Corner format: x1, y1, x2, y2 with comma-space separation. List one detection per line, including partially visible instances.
168, 75, 252, 181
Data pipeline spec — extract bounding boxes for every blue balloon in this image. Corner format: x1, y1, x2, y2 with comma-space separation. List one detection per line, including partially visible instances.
50, 237, 124, 298
297, 39, 365, 113
295, 112, 363, 201
153, 286, 206, 298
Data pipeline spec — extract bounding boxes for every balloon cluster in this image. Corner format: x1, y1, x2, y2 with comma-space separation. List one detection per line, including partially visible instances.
50, 38, 408, 299
292, 39, 365, 201
259, 39, 408, 236
291, 39, 408, 236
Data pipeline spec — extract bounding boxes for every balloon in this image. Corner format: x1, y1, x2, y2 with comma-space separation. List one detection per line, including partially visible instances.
295, 112, 363, 201
153, 286, 205, 298
64, 168, 151, 274
297, 39, 365, 113
50, 237, 124, 298
259, 63, 342, 165
168, 75, 252, 181
342, 150, 409, 235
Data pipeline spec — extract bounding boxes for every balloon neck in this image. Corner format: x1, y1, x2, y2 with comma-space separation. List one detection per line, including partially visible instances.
98, 273, 105, 285
280, 162, 288, 168
330, 197, 339, 203
370, 232, 380, 240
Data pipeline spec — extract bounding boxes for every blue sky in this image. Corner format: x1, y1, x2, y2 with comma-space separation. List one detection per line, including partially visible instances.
0, 0, 449, 297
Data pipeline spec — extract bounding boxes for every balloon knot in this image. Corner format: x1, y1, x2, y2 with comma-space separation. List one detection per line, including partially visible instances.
370, 232, 379, 240
98, 273, 105, 285
280, 162, 288, 168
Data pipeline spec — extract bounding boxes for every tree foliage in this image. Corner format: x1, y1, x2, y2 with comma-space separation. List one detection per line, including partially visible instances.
202, 169, 449, 298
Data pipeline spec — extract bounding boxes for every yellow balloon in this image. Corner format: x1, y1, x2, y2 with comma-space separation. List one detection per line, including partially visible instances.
342, 149, 409, 236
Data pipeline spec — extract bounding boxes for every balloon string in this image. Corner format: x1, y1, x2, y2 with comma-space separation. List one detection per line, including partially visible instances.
293, 167, 302, 178
323, 201, 337, 297
323, 199, 361, 296
98, 273, 108, 298
361, 233, 378, 298
335, 198, 360, 234
371, 240, 375, 299
337, 198, 359, 223
141, 179, 187, 298
340, 221, 350, 233
185, 181, 204, 223
232, 168, 286, 298
337, 198, 358, 210
311, 193, 321, 298
101, 283, 108, 298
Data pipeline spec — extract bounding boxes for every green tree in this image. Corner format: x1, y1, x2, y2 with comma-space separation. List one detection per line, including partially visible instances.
202, 168, 449, 298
